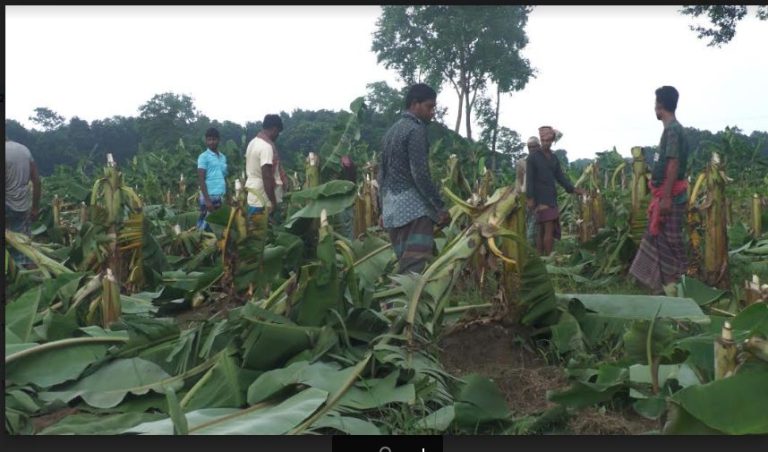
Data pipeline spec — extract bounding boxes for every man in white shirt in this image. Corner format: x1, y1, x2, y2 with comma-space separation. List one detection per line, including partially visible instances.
245, 114, 284, 223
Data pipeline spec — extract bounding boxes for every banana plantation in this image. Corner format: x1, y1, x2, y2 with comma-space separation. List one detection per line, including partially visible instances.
5, 99, 768, 436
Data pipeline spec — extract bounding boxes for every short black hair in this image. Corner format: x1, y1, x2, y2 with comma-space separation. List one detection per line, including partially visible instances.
405, 83, 437, 109
205, 127, 220, 139
263, 114, 284, 132
655, 86, 679, 113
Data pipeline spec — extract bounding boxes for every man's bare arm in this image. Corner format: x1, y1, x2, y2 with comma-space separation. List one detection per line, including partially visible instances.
663, 158, 679, 200
198, 169, 212, 208
30, 161, 41, 219
262, 164, 278, 209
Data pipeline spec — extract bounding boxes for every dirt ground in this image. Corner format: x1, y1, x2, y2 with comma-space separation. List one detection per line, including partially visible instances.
438, 321, 658, 435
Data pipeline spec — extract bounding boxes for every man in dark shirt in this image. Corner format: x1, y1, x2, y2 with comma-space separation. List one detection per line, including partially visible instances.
629, 86, 690, 295
378, 83, 451, 274
526, 126, 584, 256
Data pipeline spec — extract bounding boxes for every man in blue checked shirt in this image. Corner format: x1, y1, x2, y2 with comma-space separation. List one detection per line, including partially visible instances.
377, 84, 451, 274
197, 127, 228, 231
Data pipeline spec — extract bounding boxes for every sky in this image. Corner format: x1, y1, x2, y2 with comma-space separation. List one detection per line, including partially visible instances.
5, 5, 768, 160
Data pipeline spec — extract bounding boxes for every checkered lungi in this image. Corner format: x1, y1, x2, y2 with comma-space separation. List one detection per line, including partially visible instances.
629, 201, 688, 293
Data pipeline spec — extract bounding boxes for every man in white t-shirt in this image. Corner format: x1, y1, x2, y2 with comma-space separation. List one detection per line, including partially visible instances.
245, 114, 284, 223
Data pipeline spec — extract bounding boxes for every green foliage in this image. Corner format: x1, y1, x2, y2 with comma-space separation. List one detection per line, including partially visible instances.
680, 5, 767, 47
372, 5, 534, 139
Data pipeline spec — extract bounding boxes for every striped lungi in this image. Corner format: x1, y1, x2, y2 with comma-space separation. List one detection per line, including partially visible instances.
629, 201, 688, 293
535, 205, 561, 240
388, 216, 435, 274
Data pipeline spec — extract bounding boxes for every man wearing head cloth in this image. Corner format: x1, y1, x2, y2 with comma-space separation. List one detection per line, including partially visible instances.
525, 126, 585, 256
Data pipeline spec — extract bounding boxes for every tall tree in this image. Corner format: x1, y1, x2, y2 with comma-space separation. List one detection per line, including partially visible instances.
67, 117, 95, 153
29, 107, 65, 131
372, 6, 534, 141
90, 116, 140, 165
137, 92, 199, 150
680, 5, 767, 47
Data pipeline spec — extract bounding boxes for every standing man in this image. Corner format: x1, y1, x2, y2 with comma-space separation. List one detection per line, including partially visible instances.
197, 127, 228, 231
526, 126, 585, 256
378, 83, 450, 274
245, 114, 284, 224
5, 139, 41, 267
629, 86, 690, 295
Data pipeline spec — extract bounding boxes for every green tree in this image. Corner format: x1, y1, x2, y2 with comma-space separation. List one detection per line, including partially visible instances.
495, 127, 524, 162
680, 5, 767, 47
90, 116, 140, 166
372, 6, 534, 140
5, 119, 35, 146
67, 117, 95, 153
365, 81, 405, 123
137, 92, 199, 150
29, 107, 65, 131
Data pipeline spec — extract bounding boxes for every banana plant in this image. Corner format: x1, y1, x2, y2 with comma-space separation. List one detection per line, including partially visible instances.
574, 162, 605, 243
689, 153, 730, 288
400, 185, 556, 347
87, 153, 144, 326
353, 164, 380, 238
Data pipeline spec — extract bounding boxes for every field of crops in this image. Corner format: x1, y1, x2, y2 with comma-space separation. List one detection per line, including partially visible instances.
5, 103, 768, 436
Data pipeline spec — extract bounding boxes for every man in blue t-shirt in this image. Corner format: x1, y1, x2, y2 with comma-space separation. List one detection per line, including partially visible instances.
197, 127, 228, 231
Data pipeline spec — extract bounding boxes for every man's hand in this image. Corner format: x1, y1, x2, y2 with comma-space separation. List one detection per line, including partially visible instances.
378, 216, 384, 228
574, 188, 587, 196
660, 196, 672, 216
437, 210, 451, 228
205, 200, 215, 212
29, 207, 39, 222
526, 198, 535, 209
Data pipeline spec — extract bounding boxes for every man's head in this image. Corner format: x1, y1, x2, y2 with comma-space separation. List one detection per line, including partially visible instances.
527, 136, 541, 153
262, 114, 284, 141
538, 126, 556, 151
405, 83, 437, 123
205, 127, 220, 151
655, 86, 679, 121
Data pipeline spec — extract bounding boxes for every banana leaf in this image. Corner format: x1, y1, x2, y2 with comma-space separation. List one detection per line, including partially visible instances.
6, 286, 43, 342
414, 406, 456, 432
241, 320, 318, 371
547, 363, 627, 409
628, 363, 701, 399
288, 180, 356, 204
286, 190, 357, 228
6, 341, 108, 388
181, 351, 258, 411
247, 361, 350, 405
338, 371, 416, 410
454, 374, 511, 429
310, 413, 382, 435
731, 302, 768, 336
39, 358, 184, 409
668, 368, 768, 434
39, 412, 165, 435
677, 275, 728, 306
125, 387, 328, 435
558, 294, 709, 323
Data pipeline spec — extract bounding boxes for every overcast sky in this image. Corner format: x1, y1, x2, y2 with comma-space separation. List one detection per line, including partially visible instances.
5, 5, 768, 160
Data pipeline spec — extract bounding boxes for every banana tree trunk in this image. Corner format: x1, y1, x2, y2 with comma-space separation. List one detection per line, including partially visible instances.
703, 153, 729, 289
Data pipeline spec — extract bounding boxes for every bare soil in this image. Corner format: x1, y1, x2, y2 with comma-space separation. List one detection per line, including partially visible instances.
438, 321, 658, 434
